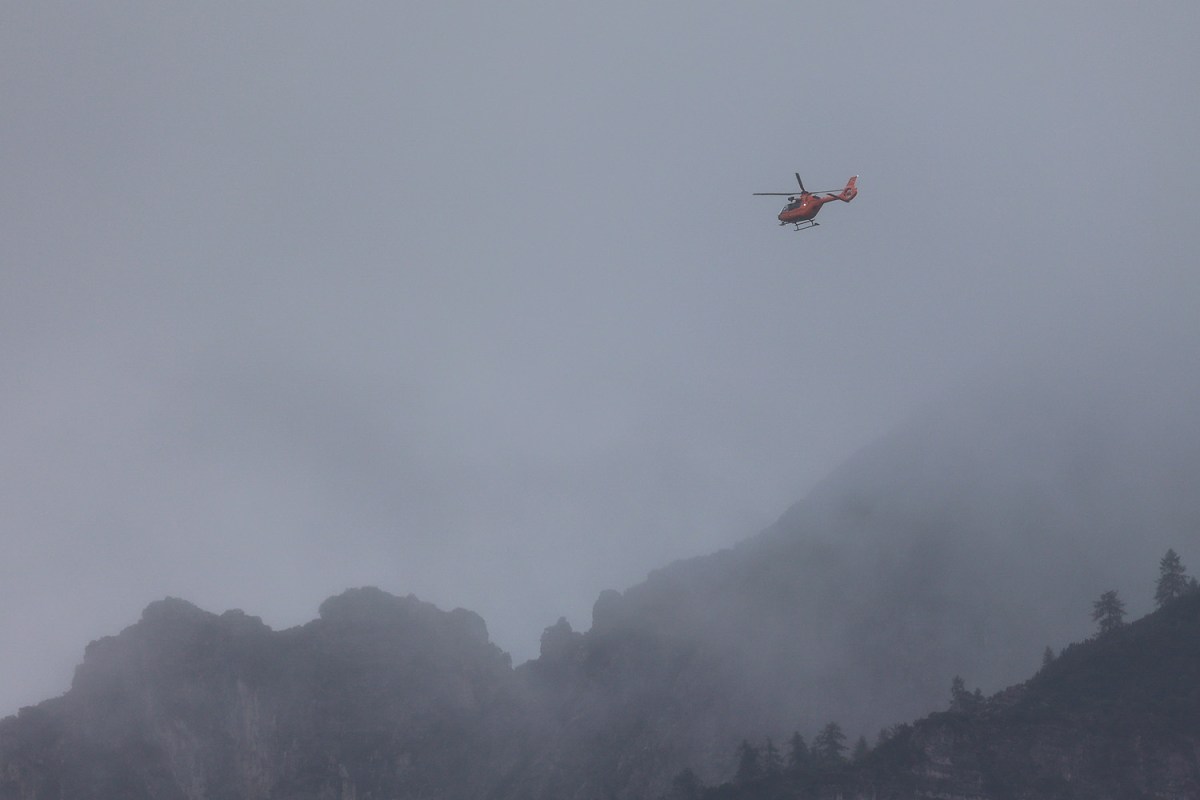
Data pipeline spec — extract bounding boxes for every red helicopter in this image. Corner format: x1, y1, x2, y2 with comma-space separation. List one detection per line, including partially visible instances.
754, 173, 858, 230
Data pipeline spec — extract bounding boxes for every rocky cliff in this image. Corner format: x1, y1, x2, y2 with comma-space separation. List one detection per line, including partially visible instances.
0, 589, 533, 800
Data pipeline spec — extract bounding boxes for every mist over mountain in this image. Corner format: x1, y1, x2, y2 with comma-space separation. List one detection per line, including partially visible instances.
1, 365, 1197, 799
580, 360, 1200, 744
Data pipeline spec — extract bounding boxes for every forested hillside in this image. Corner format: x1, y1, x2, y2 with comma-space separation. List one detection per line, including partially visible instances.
684, 584, 1200, 799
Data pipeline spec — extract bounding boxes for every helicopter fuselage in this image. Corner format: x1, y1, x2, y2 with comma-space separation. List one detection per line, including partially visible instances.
777, 193, 838, 225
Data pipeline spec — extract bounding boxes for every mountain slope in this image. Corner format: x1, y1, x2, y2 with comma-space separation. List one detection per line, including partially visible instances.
711, 590, 1200, 799
564, 370, 1200, 742
861, 590, 1200, 799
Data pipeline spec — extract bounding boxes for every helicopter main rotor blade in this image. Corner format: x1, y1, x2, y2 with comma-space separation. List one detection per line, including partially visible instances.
795, 173, 806, 192
753, 189, 841, 196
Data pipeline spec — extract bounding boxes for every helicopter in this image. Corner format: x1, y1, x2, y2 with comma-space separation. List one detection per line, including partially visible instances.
754, 173, 858, 230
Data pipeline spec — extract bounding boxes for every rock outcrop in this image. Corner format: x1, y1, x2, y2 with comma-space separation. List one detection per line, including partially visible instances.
0, 589, 532, 800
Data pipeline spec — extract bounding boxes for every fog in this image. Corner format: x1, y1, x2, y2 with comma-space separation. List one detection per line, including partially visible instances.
3, 3, 1198, 718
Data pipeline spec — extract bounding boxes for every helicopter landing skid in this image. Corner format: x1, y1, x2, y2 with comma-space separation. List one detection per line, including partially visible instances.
780, 220, 819, 231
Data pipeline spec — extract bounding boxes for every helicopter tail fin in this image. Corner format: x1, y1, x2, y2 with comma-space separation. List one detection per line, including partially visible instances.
837, 175, 858, 202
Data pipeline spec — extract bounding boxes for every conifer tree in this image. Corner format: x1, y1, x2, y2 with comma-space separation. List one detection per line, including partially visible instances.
1042, 645, 1055, 668
786, 731, 809, 773
669, 768, 701, 800
1155, 549, 1191, 607
949, 675, 983, 712
812, 722, 847, 766
852, 736, 870, 761
949, 675, 969, 711
734, 740, 761, 784
875, 725, 898, 747
1092, 589, 1126, 635
763, 738, 782, 777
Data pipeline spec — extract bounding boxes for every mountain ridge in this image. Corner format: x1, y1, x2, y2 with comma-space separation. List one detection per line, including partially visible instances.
4, 580, 1198, 799
2, 372, 1197, 799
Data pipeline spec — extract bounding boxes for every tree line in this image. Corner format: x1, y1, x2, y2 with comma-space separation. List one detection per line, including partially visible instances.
665, 720, 873, 800
1089, 548, 1196, 637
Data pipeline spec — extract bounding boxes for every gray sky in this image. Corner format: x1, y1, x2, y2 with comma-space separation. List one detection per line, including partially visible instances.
3, 3, 1198, 716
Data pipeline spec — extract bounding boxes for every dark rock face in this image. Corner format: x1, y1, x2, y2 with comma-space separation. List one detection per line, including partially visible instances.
519, 611, 756, 798
0, 589, 532, 800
